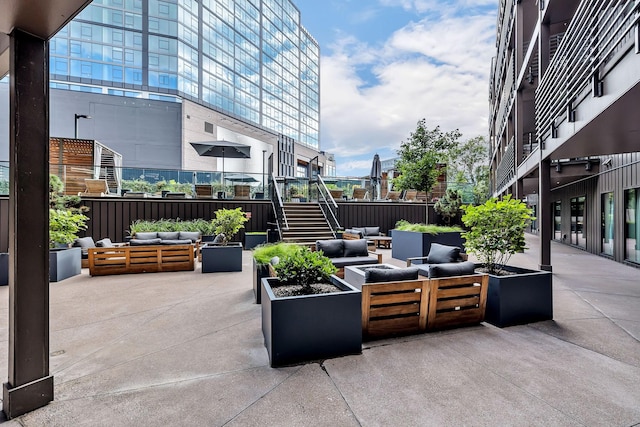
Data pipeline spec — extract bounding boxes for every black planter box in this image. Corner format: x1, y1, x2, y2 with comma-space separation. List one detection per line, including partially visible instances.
50, 247, 82, 282
245, 233, 267, 250
0, 252, 8, 285
261, 276, 362, 367
391, 229, 464, 262
483, 265, 553, 327
253, 259, 270, 304
201, 242, 242, 273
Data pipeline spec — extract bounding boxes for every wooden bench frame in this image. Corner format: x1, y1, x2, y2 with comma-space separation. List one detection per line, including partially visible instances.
88, 244, 195, 276
361, 272, 489, 340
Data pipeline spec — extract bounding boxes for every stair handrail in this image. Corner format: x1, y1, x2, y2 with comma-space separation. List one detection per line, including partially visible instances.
316, 176, 341, 237
271, 174, 289, 235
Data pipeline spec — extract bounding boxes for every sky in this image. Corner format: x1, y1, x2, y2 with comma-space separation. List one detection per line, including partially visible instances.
293, 0, 498, 177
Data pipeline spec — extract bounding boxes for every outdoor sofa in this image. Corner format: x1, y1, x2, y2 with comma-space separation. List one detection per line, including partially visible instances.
315, 239, 382, 278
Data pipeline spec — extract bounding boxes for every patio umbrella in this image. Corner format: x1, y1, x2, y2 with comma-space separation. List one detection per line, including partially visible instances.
370, 153, 382, 200
224, 173, 258, 183
190, 141, 251, 185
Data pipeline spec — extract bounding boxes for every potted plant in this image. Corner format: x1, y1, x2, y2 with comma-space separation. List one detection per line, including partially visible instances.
252, 242, 302, 303
201, 207, 249, 273
244, 231, 268, 250
391, 220, 464, 263
462, 195, 552, 327
261, 247, 362, 367
49, 174, 88, 281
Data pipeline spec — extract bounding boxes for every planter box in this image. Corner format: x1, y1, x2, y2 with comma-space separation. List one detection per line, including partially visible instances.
0, 252, 8, 285
483, 265, 553, 327
50, 247, 82, 282
391, 229, 464, 262
261, 276, 362, 367
253, 259, 270, 304
245, 233, 267, 250
201, 242, 242, 273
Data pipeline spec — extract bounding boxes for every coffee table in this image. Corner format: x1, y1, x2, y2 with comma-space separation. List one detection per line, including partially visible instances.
368, 236, 392, 249
344, 263, 400, 290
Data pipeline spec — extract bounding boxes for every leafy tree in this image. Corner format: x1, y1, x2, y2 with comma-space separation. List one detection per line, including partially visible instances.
447, 135, 490, 204
393, 119, 461, 196
211, 207, 249, 245
434, 189, 463, 226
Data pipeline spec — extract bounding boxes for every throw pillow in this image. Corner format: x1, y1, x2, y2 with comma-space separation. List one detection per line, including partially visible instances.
316, 239, 344, 258
428, 261, 476, 278
364, 226, 380, 236
343, 239, 369, 257
427, 243, 461, 264
179, 231, 201, 242
95, 238, 114, 248
72, 236, 96, 249
365, 267, 419, 283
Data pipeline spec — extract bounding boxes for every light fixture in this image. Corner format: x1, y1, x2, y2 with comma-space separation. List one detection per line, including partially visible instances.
74, 114, 92, 139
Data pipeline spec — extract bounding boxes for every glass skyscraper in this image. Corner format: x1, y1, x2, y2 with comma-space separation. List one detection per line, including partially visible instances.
48, 0, 320, 149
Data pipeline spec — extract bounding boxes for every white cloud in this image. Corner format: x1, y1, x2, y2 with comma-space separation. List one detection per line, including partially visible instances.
319, 1, 497, 175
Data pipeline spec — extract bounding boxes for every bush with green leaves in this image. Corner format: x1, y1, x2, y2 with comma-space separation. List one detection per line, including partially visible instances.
272, 246, 337, 294
461, 195, 535, 275
394, 220, 462, 234
49, 174, 89, 247
252, 242, 303, 266
211, 207, 249, 245
434, 188, 463, 226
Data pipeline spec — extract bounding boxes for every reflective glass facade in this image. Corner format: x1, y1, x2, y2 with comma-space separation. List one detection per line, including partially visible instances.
49, 0, 320, 149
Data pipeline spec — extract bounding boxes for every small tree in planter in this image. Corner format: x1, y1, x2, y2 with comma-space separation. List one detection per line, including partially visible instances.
261, 246, 361, 367
461, 195, 552, 327
210, 207, 249, 245
252, 243, 302, 303
202, 207, 249, 272
433, 189, 463, 226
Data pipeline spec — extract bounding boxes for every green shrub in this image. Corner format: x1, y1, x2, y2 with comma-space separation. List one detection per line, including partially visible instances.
272, 246, 337, 293
211, 207, 249, 245
461, 195, 535, 274
394, 220, 462, 234
253, 242, 302, 266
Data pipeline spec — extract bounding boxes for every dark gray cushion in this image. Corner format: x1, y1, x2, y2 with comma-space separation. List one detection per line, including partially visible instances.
161, 239, 193, 245
130, 238, 162, 245
364, 226, 380, 236
427, 243, 461, 264
343, 239, 369, 257
179, 231, 201, 242
158, 231, 180, 240
316, 239, 344, 258
365, 267, 419, 283
352, 227, 366, 235
428, 261, 476, 278
212, 233, 226, 244
330, 256, 378, 268
134, 232, 158, 240
73, 236, 96, 249
95, 238, 114, 248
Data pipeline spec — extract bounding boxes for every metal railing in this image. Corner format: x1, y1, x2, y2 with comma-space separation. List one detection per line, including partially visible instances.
270, 173, 288, 237
316, 176, 341, 237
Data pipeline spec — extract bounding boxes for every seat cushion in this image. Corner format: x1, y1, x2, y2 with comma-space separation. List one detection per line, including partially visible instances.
365, 267, 419, 283
179, 231, 201, 243
316, 239, 344, 258
130, 238, 162, 245
427, 243, 461, 264
134, 232, 158, 240
364, 226, 380, 236
95, 238, 114, 248
330, 256, 378, 268
161, 239, 193, 245
343, 239, 369, 257
428, 261, 476, 278
158, 231, 180, 240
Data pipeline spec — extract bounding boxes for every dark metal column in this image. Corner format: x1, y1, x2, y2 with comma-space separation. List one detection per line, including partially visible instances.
538, 158, 552, 272
2, 29, 53, 419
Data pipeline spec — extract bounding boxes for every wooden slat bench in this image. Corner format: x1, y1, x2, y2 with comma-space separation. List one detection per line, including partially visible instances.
88, 245, 195, 276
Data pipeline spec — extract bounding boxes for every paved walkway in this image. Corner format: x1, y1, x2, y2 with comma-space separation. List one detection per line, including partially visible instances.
1, 235, 639, 426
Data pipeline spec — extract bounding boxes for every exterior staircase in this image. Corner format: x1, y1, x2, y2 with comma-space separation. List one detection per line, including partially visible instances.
280, 203, 336, 245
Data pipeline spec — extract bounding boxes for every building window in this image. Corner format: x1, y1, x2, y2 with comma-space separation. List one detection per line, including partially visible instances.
601, 192, 614, 256
625, 188, 640, 264
554, 201, 562, 240
204, 122, 214, 134
570, 196, 586, 249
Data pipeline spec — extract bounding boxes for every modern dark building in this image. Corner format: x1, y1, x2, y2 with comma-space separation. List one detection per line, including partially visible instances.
1, 0, 334, 177
489, 0, 640, 268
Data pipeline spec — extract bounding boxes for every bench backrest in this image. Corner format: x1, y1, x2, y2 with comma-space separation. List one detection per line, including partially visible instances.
88, 244, 194, 276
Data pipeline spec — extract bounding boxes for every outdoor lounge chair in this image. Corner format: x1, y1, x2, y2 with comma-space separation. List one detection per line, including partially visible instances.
194, 184, 214, 198
79, 179, 116, 197
234, 185, 250, 199
404, 189, 418, 202
385, 191, 402, 201
352, 187, 369, 201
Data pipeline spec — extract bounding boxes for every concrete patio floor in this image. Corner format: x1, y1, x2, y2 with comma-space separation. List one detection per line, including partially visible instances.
1, 235, 639, 426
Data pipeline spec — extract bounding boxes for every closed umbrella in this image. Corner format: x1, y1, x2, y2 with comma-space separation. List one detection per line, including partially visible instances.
370, 154, 382, 200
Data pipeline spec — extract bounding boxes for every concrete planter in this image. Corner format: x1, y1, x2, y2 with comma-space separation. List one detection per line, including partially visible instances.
261, 275, 362, 367
391, 229, 464, 262
49, 247, 82, 282
245, 232, 267, 250
482, 264, 553, 327
201, 242, 242, 273
252, 259, 270, 304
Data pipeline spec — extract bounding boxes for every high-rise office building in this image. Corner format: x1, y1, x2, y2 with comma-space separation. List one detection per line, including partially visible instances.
0, 0, 333, 178
489, 0, 640, 267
